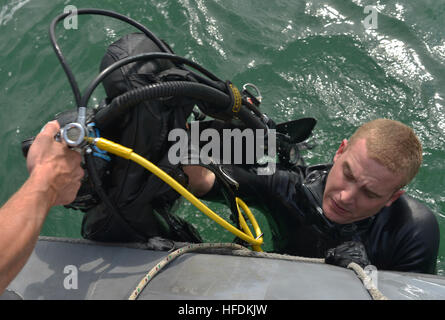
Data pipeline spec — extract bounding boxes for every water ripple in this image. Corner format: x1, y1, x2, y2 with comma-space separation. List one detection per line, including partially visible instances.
0, 0, 30, 26
178, 0, 226, 59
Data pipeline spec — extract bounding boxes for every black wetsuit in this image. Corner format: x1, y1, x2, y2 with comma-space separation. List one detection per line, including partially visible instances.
205, 163, 440, 274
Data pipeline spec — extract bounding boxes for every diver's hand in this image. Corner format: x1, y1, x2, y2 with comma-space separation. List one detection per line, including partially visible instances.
325, 241, 370, 268
26, 121, 84, 206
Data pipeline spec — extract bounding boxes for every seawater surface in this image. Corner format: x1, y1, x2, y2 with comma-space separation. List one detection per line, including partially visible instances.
1, 0, 444, 274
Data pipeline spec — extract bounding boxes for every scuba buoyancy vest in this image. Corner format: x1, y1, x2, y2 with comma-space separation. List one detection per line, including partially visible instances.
80, 33, 204, 243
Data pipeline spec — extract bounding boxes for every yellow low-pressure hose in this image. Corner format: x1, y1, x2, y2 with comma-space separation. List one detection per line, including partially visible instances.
85, 136, 263, 251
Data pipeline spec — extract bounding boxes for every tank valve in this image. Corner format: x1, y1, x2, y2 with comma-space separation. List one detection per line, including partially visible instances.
61, 122, 87, 148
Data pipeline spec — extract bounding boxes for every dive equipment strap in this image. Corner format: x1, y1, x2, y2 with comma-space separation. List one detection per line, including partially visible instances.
196, 161, 242, 228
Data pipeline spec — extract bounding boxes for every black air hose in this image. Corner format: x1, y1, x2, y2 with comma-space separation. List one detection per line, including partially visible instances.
95, 81, 231, 129
236, 107, 268, 133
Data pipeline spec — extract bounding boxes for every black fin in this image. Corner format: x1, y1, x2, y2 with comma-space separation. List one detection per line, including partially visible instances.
276, 117, 317, 143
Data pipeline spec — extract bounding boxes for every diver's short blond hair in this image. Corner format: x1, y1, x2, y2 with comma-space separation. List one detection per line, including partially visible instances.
348, 119, 423, 188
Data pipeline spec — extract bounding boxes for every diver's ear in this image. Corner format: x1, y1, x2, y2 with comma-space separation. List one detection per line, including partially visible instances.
333, 139, 348, 162
385, 190, 405, 207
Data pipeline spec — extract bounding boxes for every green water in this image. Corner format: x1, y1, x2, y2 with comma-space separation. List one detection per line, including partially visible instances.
1, 0, 444, 274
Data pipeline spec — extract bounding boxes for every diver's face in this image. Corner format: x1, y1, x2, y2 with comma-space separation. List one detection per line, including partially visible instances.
322, 138, 405, 224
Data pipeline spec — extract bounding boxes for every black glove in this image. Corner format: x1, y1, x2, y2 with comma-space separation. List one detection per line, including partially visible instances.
325, 241, 370, 268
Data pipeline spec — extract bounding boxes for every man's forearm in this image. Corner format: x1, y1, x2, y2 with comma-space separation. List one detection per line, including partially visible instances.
0, 169, 56, 293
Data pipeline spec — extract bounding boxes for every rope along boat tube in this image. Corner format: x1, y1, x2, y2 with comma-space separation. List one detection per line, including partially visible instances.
128, 242, 388, 300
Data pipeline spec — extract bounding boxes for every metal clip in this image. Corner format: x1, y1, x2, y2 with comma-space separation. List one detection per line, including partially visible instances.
242, 83, 262, 104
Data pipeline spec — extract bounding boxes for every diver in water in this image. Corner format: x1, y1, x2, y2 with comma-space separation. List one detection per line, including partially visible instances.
185, 119, 440, 274
25, 9, 438, 275
67, 34, 438, 274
